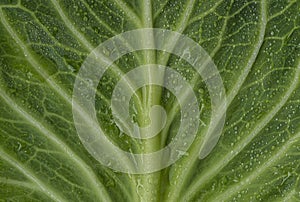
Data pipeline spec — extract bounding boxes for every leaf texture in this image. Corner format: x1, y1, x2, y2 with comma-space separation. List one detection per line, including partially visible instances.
0, 0, 299, 201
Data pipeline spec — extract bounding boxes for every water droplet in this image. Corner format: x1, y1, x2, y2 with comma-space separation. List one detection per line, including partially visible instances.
17, 142, 22, 151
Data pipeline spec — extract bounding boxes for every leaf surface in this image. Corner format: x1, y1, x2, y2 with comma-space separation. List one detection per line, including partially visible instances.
0, 0, 299, 201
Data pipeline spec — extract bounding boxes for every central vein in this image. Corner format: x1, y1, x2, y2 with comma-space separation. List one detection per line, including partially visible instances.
138, 0, 163, 201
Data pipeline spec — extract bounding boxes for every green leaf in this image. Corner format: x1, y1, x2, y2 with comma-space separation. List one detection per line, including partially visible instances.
0, 0, 299, 201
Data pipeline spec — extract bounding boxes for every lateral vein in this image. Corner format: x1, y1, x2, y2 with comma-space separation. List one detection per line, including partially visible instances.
181, 0, 269, 199
0, 148, 66, 202
184, 62, 300, 201
213, 129, 300, 201
0, 83, 112, 202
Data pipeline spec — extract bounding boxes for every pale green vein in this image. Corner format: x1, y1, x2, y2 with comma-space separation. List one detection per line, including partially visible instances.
1, 3, 142, 160
49, 0, 94, 52
81, 0, 144, 67
162, 2, 232, 144
109, 0, 142, 27
268, 0, 297, 21
159, 0, 196, 65
0, 4, 87, 56
0, 88, 112, 202
223, 22, 256, 40
39, 0, 140, 109
241, 67, 294, 90
0, 7, 111, 127
141, 0, 158, 109
0, 178, 36, 190
138, 1, 162, 202
161, 0, 232, 144
227, 0, 257, 18
164, 0, 266, 200
0, 8, 133, 200
196, 0, 267, 139
79, 0, 118, 35
183, 63, 300, 201
211, 129, 300, 201
153, 0, 171, 19
0, 148, 66, 202
176, 0, 196, 33
1, 6, 113, 140
0, 5, 141, 142
142, 0, 153, 28
162, 1, 233, 201
0, 9, 73, 104
188, 0, 224, 25
0, 7, 143, 188
39, 161, 91, 192
49, 0, 143, 108
19, 5, 86, 56
140, 4, 197, 195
